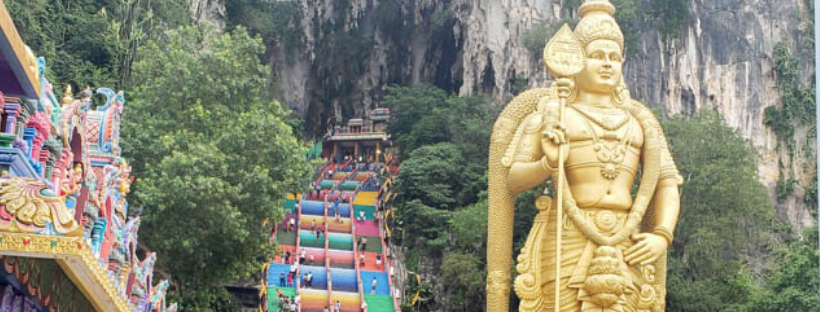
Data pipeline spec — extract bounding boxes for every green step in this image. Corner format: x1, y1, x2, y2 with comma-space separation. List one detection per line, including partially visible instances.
357, 235, 382, 253
276, 230, 296, 246
364, 295, 395, 312
328, 233, 353, 251
340, 181, 360, 190
320, 180, 337, 189
268, 286, 297, 311
284, 200, 297, 213
300, 230, 326, 248
353, 205, 376, 220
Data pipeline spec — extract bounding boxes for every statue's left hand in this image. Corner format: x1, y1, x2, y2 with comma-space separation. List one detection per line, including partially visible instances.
624, 233, 668, 266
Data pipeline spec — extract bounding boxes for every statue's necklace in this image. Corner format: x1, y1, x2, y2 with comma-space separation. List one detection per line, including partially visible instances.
570, 104, 630, 131
571, 105, 633, 180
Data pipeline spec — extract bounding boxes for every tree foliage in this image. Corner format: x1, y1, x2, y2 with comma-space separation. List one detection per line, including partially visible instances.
384, 85, 450, 155
384, 85, 544, 311
395, 143, 471, 210
5, 0, 188, 89
122, 26, 311, 310
384, 85, 496, 310
225, 0, 302, 48
450, 200, 489, 253
439, 253, 486, 312
755, 226, 819, 312
664, 111, 777, 311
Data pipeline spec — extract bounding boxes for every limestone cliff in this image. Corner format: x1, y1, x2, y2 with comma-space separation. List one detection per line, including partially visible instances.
189, 0, 225, 29
200, 0, 817, 230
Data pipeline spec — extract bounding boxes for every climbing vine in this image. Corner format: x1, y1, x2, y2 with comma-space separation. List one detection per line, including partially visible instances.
764, 41, 816, 204
648, 0, 689, 40
777, 177, 798, 203
800, 0, 815, 49
521, 19, 577, 56
805, 179, 818, 210
764, 42, 816, 154
225, 0, 303, 48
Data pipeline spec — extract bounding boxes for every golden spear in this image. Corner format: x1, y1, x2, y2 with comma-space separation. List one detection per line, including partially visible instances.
542, 24, 585, 312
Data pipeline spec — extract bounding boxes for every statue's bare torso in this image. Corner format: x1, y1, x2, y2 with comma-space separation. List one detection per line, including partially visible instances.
563, 103, 643, 210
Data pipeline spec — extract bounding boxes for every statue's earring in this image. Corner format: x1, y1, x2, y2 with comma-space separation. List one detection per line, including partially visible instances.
611, 77, 629, 105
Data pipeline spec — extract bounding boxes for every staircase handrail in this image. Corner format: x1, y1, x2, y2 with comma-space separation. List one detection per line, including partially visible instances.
324, 192, 333, 310
296, 194, 302, 312
314, 161, 334, 185
375, 172, 400, 311
352, 209, 366, 312
379, 209, 399, 311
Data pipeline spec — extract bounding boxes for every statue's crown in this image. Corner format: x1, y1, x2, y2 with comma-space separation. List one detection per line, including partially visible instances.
574, 0, 624, 50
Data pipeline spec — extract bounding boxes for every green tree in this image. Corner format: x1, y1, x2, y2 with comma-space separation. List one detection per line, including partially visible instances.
663, 111, 777, 312
395, 199, 451, 255
384, 85, 497, 159
439, 253, 486, 312
648, 0, 689, 39
450, 200, 489, 253
121, 25, 311, 311
383, 84, 450, 155
225, 0, 302, 47
394, 143, 469, 210
5, 0, 188, 89
756, 226, 819, 312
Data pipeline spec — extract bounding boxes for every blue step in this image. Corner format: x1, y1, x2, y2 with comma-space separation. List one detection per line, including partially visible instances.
301, 200, 325, 216
298, 265, 328, 289
329, 268, 358, 292
360, 271, 390, 296
267, 263, 293, 287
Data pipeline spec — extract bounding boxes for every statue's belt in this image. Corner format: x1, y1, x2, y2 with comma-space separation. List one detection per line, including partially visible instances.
539, 207, 639, 290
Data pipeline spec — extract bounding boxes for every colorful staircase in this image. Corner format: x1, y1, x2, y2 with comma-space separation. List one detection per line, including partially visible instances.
265, 161, 398, 312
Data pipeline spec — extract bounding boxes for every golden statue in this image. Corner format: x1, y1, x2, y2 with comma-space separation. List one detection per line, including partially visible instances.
62, 84, 74, 106
486, 1, 683, 311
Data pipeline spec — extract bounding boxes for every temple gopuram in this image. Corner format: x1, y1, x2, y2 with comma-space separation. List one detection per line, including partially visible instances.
0, 2, 174, 312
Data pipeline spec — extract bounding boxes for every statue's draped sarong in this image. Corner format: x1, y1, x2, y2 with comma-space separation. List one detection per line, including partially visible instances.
534, 204, 654, 312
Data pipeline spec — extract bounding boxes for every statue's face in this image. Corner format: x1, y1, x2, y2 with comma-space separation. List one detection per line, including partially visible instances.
576, 39, 623, 94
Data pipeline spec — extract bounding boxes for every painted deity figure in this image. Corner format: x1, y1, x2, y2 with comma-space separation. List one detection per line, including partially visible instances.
486, 1, 682, 311
61, 162, 83, 213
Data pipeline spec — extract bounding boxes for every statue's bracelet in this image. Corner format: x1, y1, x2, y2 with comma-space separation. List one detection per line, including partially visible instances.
652, 227, 674, 245
540, 156, 557, 172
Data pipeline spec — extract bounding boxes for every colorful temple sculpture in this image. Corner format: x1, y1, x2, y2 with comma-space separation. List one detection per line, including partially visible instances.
263, 110, 401, 312
0, 3, 175, 312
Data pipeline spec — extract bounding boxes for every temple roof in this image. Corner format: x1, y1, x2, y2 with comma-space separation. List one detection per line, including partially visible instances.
0, 0, 40, 99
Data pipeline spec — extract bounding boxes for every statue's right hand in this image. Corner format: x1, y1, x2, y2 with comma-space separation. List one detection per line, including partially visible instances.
542, 123, 568, 166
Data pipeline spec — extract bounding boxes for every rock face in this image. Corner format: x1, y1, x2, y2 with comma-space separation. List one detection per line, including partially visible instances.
189, 0, 226, 29
207, 0, 816, 229
624, 0, 816, 231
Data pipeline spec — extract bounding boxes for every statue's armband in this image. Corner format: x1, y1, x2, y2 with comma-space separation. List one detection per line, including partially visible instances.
505, 100, 561, 167
512, 113, 545, 164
